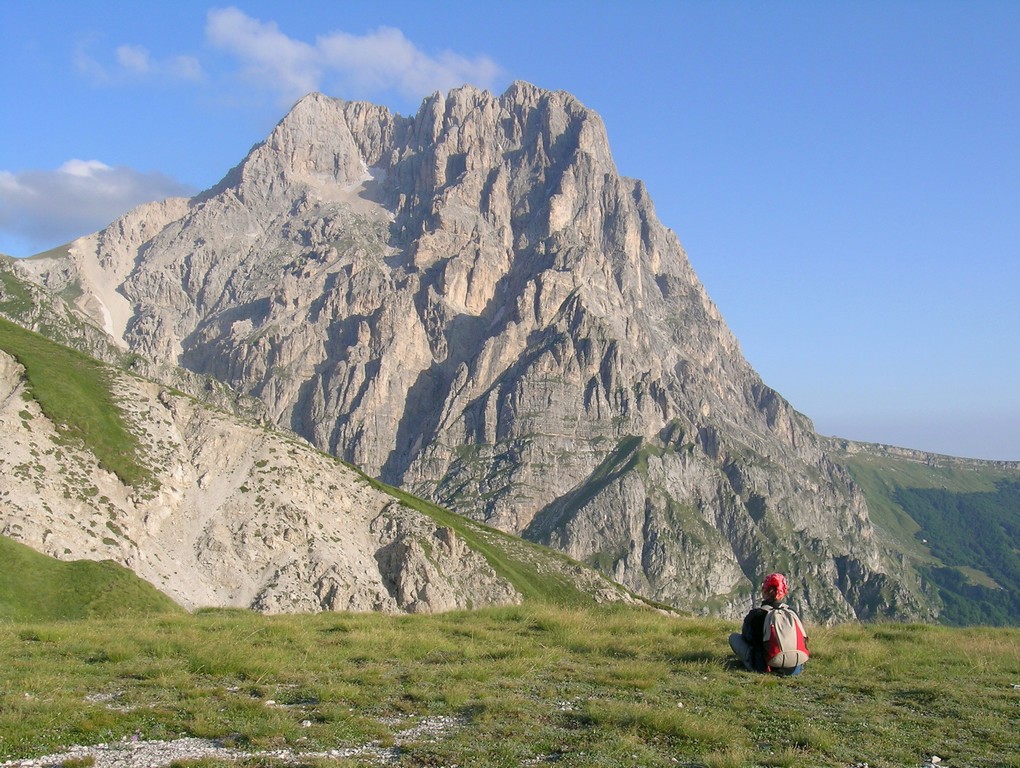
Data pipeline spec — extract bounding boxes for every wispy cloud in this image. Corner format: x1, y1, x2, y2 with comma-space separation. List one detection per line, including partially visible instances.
0, 162, 195, 255
74, 39, 203, 85
72, 7, 501, 106
205, 7, 502, 104
115, 44, 203, 80
206, 7, 320, 99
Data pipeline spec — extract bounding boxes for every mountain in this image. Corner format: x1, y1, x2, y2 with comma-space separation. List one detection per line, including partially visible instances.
13, 83, 935, 623
1, 253, 272, 424
0, 310, 635, 614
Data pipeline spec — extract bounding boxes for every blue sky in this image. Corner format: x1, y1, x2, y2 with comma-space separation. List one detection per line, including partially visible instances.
2, 1, 1018, 460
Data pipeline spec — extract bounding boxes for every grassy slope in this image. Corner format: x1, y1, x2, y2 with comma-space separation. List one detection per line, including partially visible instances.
0, 312, 182, 619
0, 316, 154, 488
0, 258, 36, 316
0, 536, 182, 622
0, 254, 126, 363
376, 481, 625, 607
836, 447, 1020, 625
1, 605, 1017, 768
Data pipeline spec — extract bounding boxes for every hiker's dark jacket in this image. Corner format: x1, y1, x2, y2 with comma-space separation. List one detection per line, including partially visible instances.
739, 604, 773, 672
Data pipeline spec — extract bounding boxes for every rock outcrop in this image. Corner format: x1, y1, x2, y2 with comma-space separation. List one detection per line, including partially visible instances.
14, 83, 932, 622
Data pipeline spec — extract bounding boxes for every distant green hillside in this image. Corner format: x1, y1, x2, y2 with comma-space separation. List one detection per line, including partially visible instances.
375, 481, 633, 608
0, 536, 182, 622
832, 443, 1020, 626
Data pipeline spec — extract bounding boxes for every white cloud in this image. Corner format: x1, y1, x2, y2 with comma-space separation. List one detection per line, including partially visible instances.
206, 7, 320, 99
60, 159, 112, 178
116, 44, 153, 74
205, 7, 502, 104
0, 162, 196, 256
318, 26, 502, 99
71, 8, 498, 107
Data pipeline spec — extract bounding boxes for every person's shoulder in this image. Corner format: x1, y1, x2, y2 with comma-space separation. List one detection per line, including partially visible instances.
777, 603, 807, 624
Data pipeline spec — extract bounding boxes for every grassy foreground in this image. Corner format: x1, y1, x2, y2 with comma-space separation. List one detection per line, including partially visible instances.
1, 605, 1017, 768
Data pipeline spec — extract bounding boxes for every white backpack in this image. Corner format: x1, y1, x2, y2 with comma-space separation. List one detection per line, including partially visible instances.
761, 604, 809, 670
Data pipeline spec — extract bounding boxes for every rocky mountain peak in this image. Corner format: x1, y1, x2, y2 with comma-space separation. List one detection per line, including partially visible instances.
232, 92, 375, 199
13, 82, 930, 622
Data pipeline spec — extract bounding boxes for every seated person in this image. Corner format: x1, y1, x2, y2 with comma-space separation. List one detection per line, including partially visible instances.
729, 572, 809, 675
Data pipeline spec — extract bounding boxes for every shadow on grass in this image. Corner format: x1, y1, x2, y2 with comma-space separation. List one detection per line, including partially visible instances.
667, 650, 719, 664
722, 657, 752, 672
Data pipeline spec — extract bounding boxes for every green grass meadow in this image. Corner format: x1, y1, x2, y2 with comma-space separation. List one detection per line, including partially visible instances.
0, 536, 183, 623
1, 604, 1017, 768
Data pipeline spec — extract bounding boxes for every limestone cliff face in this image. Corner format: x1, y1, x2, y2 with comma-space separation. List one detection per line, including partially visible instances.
15, 83, 929, 622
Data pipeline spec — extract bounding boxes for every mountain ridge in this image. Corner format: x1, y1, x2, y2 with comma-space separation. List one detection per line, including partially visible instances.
824, 435, 1020, 472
